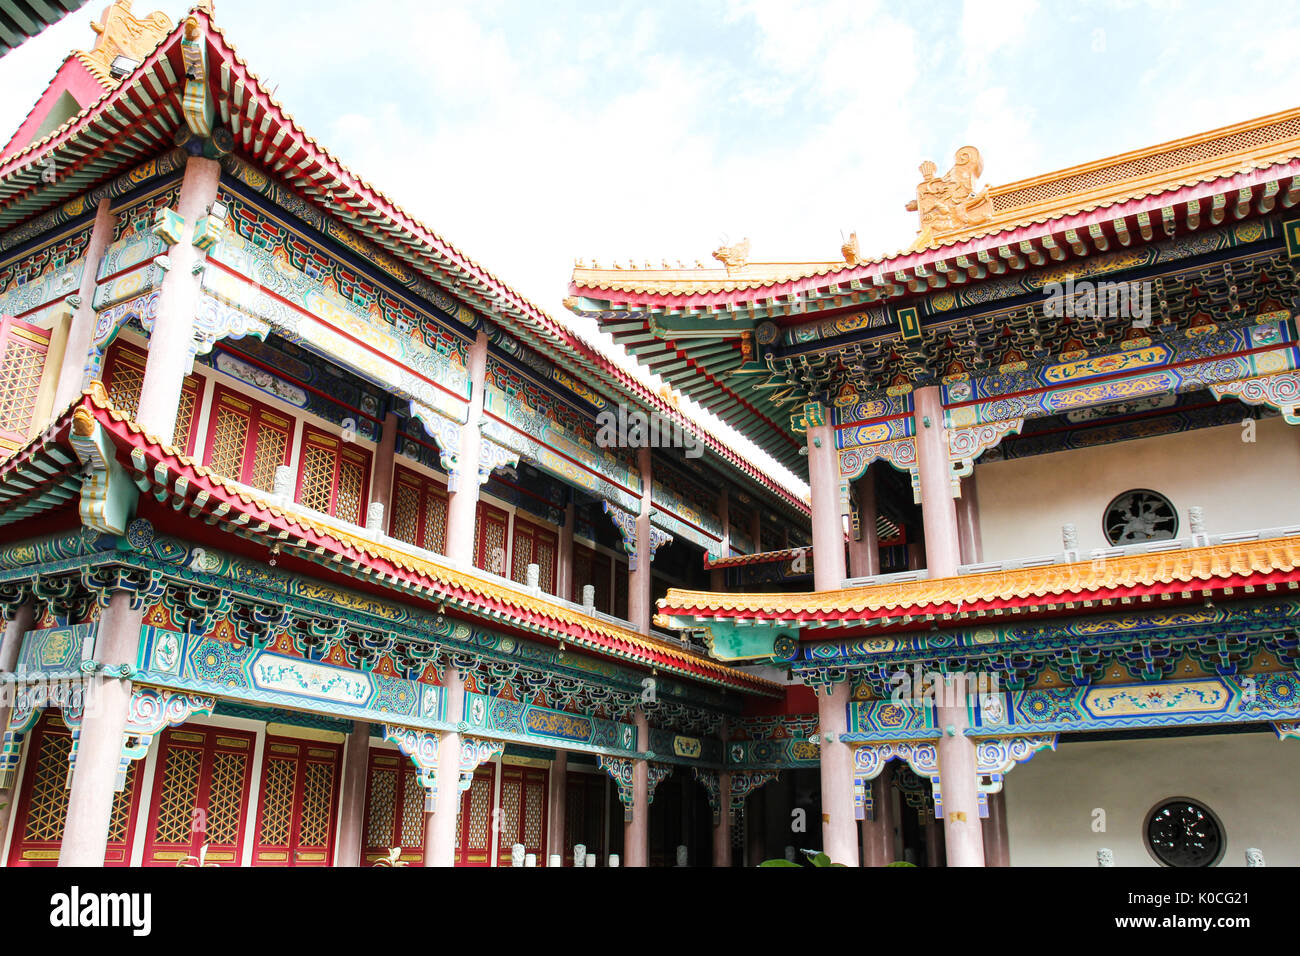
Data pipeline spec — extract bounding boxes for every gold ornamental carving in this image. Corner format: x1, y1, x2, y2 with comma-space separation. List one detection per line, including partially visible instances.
905, 146, 994, 244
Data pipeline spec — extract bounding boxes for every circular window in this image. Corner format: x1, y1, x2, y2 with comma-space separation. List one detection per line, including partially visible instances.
1103, 489, 1178, 545
1144, 798, 1224, 867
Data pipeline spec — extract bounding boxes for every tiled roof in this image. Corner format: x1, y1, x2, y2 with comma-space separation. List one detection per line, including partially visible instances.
0, 386, 782, 695
657, 537, 1300, 628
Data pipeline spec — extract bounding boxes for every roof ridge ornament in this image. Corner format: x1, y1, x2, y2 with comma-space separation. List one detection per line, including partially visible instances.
80, 1, 173, 82
712, 237, 751, 273
905, 146, 995, 245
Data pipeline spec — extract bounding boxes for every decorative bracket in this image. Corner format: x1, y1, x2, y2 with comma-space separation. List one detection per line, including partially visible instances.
1210, 371, 1300, 424
728, 770, 779, 819
70, 403, 135, 535
384, 724, 441, 810
459, 735, 504, 791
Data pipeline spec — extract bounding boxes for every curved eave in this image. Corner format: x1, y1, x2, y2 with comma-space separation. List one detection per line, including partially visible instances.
658, 537, 1300, 630
48, 387, 782, 696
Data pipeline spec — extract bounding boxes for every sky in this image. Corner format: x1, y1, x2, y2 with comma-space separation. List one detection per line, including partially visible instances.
2, 0, 1298, 499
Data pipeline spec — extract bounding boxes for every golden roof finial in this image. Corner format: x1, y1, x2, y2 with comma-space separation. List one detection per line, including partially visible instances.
712, 237, 750, 273
905, 146, 994, 243
81, 1, 173, 80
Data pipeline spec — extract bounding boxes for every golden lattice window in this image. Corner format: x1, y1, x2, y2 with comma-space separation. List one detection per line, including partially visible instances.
364, 763, 397, 849
475, 502, 509, 575
389, 466, 449, 555
151, 745, 202, 846
296, 751, 338, 850
296, 427, 373, 524
256, 755, 297, 847
204, 386, 290, 488
0, 316, 50, 451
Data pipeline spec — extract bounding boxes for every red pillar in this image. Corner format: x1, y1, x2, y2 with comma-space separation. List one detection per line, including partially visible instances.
982, 788, 1011, 866
847, 467, 880, 578
54, 198, 115, 408
335, 721, 370, 866
546, 750, 567, 864
445, 331, 488, 565
557, 500, 575, 601
956, 474, 983, 564
712, 771, 732, 867
913, 386, 985, 866
625, 709, 650, 866
368, 412, 399, 530
136, 156, 221, 440
710, 487, 729, 591
59, 593, 143, 866
817, 682, 859, 866
806, 404, 846, 591
860, 761, 895, 866
628, 447, 653, 634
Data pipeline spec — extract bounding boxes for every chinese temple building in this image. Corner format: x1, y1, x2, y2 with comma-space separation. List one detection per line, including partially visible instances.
569, 108, 1300, 866
0, 2, 815, 868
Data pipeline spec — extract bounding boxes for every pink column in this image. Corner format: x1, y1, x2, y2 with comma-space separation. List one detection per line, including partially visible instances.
847, 467, 881, 578
425, 667, 465, 867
556, 500, 575, 601
712, 770, 732, 867
335, 721, 370, 866
710, 487, 729, 591
625, 709, 650, 866
54, 198, 115, 409
545, 750, 568, 863
860, 761, 895, 866
914, 387, 985, 866
956, 474, 983, 564
817, 682, 859, 866
444, 331, 488, 565
627, 447, 653, 634
0, 603, 35, 847
58, 592, 143, 866
913, 386, 961, 579
806, 405, 846, 591
136, 156, 221, 441
936, 673, 985, 867
982, 788, 1011, 866
368, 412, 399, 526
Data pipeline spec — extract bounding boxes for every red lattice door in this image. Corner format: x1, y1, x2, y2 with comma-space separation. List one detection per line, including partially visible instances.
495, 765, 548, 866
473, 502, 509, 576
5, 712, 141, 866
511, 519, 558, 594
141, 726, 255, 866
250, 737, 342, 866
361, 750, 426, 865
564, 771, 608, 866
454, 763, 496, 866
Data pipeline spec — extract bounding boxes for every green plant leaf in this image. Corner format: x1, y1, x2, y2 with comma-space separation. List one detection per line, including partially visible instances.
758, 858, 802, 866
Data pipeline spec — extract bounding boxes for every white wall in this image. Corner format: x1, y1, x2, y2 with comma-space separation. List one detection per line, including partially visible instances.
976, 417, 1300, 562
1005, 732, 1300, 866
